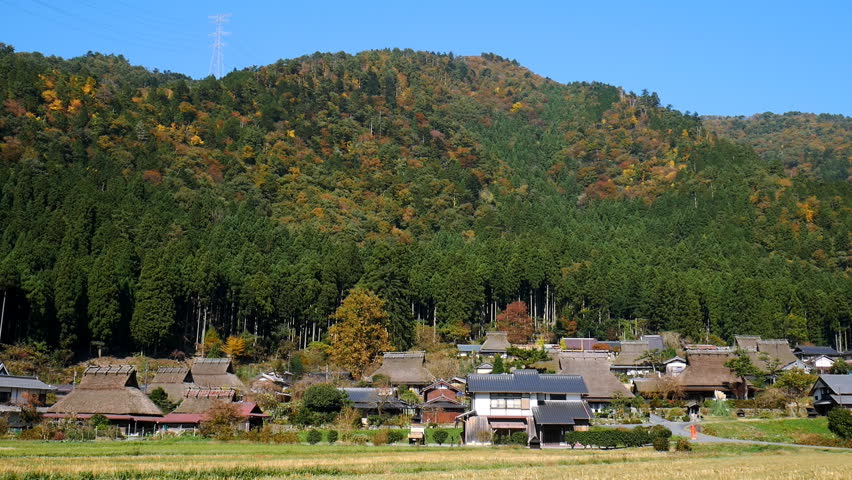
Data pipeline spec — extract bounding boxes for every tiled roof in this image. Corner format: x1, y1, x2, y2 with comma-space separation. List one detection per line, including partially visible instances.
531, 401, 593, 425
795, 346, 840, 356
0, 375, 55, 391
467, 370, 587, 394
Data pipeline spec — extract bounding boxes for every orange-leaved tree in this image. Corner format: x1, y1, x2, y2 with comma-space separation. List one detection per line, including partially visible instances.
328, 288, 392, 378
496, 301, 534, 344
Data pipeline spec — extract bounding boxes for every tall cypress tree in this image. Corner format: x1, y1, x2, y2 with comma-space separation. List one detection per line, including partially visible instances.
131, 254, 174, 352
88, 253, 120, 345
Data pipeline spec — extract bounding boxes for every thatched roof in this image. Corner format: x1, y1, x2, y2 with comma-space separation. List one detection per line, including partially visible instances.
612, 341, 650, 367
748, 340, 797, 372
558, 352, 633, 401
48, 365, 163, 416
480, 332, 510, 354
677, 351, 739, 391
366, 352, 435, 385
735, 335, 761, 351
148, 367, 193, 403
190, 358, 246, 390
173, 388, 235, 414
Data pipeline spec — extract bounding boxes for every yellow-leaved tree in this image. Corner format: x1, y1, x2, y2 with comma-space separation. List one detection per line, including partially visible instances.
223, 335, 246, 359
328, 288, 392, 378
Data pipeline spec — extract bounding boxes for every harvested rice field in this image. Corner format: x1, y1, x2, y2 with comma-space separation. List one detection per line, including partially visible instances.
0, 440, 849, 479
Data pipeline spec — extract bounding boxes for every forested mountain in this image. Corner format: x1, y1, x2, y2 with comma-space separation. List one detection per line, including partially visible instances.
0, 44, 849, 361
704, 112, 851, 182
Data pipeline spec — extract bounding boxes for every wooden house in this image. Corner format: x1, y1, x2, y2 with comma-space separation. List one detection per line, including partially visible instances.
461, 370, 593, 447
340, 387, 412, 421
610, 341, 654, 377
147, 366, 193, 403
0, 362, 55, 405
422, 380, 464, 402
191, 358, 247, 391
365, 352, 435, 389
420, 394, 466, 425
558, 352, 633, 412
677, 351, 752, 400
810, 374, 852, 415
46, 365, 163, 435
479, 332, 510, 356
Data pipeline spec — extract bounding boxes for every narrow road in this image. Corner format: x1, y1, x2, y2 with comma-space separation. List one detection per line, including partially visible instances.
640, 414, 852, 451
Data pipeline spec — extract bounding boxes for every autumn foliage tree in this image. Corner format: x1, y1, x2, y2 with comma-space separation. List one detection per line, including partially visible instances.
328, 288, 392, 377
496, 301, 534, 344
223, 335, 246, 359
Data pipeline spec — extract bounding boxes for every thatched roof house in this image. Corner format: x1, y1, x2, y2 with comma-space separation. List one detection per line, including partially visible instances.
48, 365, 162, 416
748, 339, 797, 372
611, 341, 652, 374
480, 332, 510, 354
172, 388, 235, 414
365, 352, 435, 387
558, 352, 633, 408
191, 358, 246, 391
734, 335, 761, 351
147, 367, 193, 403
677, 351, 750, 399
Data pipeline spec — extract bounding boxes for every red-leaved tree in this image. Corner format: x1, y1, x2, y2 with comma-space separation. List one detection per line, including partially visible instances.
496, 301, 534, 344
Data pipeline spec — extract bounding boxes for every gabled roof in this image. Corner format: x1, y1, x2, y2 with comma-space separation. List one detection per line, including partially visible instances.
0, 363, 8, 375
467, 370, 587, 395
677, 351, 739, 390
476, 362, 493, 369
421, 394, 465, 409
173, 389, 236, 414
422, 379, 463, 394
457, 344, 482, 353
734, 335, 761, 352
341, 388, 409, 409
794, 346, 840, 357
612, 341, 650, 367
641, 335, 664, 351
663, 356, 686, 365
48, 365, 162, 416
747, 340, 798, 373
366, 352, 435, 385
531, 401, 593, 425
190, 358, 246, 390
148, 367, 193, 402
0, 375, 56, 392
810, 375, 852, 396
480, 332, 510, 353
558, 352, 633, 400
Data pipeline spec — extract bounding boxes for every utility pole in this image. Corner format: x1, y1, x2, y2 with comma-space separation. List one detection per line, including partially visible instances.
208, 14, 231, 78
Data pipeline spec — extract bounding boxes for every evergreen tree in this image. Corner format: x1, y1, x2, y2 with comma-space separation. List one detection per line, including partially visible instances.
130, 255, 175, 352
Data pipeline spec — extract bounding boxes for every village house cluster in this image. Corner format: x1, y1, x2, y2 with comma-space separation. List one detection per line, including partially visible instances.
0, 332, 850, 447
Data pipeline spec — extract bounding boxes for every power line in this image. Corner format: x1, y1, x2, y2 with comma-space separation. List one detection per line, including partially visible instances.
208, 13, 231, 78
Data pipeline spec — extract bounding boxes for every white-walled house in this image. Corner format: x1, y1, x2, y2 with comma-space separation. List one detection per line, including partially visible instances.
0, 362, 55, 405
460, 370, 593, 447
810, 375, 852, 415
663, 356, 687, 377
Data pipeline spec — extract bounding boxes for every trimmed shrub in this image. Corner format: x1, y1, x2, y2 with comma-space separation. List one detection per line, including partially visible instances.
828, 408, 852, 440
681, 415, 691, 422
327, 429, 338, 444
675, 438, 692, 451
649, 425, 672, 440
564, 429, 651, 449
387, 429, 406, 444
272, 431, 299, 444
0, 417, 9, 437
372, 430, 388, 446
652, 436, 670, 451
509, 431, 528, 445
306, 429, 323, 445
432, 429, 449, 445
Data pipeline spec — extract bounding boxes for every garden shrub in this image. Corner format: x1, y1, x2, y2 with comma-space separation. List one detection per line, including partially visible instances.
372, 429, 389, 445
509, 431, 528, 445
306, 429, 323, 445
432, 429, 449, 445
827, 408, 852, 440
649, 425, 672, 440
564, 429, 651, 449
272, 432, 299, 444
652, 436, 670, 451
387, 429, 406, 444
0, 417, 9, 437
681, 415, 690, 422
675, 438, 692, 451
665, 408, 685, 421
327, 429, 338, 444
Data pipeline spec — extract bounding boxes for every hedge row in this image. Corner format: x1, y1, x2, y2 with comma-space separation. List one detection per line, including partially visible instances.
564, 426, 671, 449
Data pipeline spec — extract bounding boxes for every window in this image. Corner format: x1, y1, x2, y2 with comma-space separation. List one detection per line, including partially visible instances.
490, 393, 522, 409
0, 391, 10, 403
550, 394, 566, 401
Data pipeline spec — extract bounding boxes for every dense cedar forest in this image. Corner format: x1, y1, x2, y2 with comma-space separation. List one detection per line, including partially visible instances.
0, 44, 849, 361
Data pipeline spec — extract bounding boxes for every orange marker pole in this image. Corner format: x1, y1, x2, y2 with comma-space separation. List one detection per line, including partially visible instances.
690, 424, 697, 440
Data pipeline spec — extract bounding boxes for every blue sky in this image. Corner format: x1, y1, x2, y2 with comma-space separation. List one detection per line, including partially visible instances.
1, 0, 850, 116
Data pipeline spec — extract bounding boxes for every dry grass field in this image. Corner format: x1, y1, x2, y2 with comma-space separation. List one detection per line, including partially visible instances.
0, 440, 849, 479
